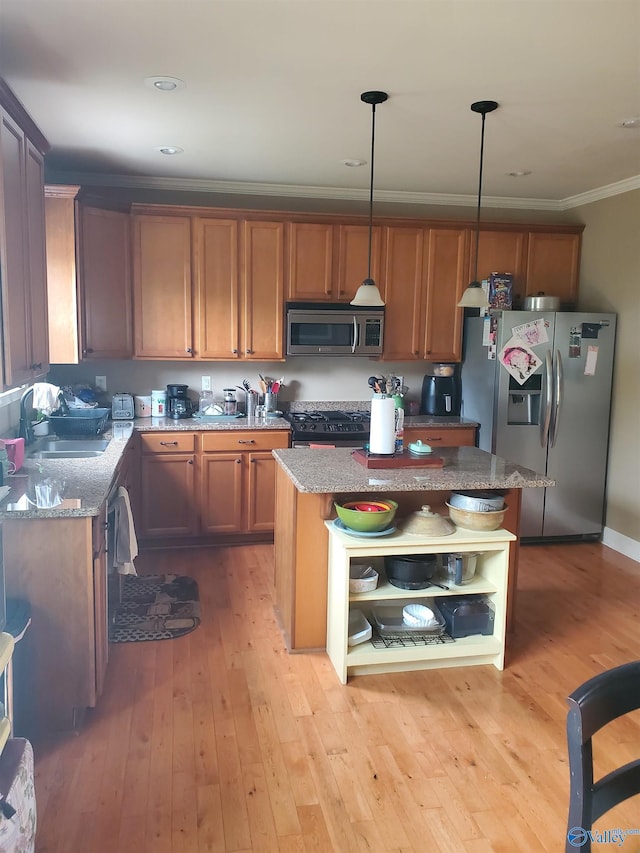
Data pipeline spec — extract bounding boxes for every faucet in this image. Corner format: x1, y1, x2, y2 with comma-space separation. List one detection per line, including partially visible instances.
19, 387, 35, 445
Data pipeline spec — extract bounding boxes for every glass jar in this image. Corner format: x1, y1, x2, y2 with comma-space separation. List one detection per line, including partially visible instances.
223, 389, 237, 416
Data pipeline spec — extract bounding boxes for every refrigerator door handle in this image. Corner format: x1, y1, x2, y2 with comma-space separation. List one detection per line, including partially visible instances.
550, 348, 563, 447
541, 350, 553, 447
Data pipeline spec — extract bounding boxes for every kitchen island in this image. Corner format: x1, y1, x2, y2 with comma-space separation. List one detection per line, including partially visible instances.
273, 446, 553, 651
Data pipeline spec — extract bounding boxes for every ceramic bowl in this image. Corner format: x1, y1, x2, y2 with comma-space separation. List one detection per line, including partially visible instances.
446, 503, 507, 531
334, 498, 398, 532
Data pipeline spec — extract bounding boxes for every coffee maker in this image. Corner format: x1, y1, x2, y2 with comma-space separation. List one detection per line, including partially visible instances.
420, 364, 461, 416
166, 384, 192, 419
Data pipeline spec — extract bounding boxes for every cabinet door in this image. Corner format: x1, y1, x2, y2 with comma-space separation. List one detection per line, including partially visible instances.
200, 453, 243, 533
241, 220, 284, 360
381, 226, 425, 360
287, 222, 334, 300
45, 186, 81, 364
80, 206, 132, 358
139, 454, 197, 537
525, 232, 581, 306
0, 107, 29, 387
132, 215, 193, 358
194, 218, 240, 359
246, 451, 278, 532
92, 505, 108, 699
24, 138, 49, 378
422, 227, 468, 362
336, 224, 382, 302
471, 228, 526, 304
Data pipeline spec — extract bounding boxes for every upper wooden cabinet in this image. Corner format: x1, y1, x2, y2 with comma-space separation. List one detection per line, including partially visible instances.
525, 231, 581, 306
469, 227, 527, 299
287, 220, 381, 302
45, 187, 132, 362
0, 89, 49, 387
381, 225, 468, 362
132, 209, 285, 361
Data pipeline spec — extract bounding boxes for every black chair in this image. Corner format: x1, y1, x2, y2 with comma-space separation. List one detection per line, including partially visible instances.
566, 660, 640, 851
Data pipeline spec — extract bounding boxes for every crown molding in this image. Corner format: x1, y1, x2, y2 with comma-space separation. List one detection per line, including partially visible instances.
46, 169, 640, 211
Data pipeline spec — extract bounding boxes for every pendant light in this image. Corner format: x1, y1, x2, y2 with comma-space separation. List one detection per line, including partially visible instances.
350, 90, 388, 307
457, 99, 499, 309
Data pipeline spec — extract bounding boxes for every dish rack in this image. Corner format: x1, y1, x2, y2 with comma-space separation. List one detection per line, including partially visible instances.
48, 407, 110, 436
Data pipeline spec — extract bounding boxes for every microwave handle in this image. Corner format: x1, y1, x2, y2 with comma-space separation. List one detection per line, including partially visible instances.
352, 316, 358, 353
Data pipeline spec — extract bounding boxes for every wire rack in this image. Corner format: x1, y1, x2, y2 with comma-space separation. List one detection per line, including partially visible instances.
370, 630, 455, 649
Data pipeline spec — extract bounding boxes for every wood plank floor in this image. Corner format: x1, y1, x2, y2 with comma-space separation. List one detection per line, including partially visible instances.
31, 541, 640, 852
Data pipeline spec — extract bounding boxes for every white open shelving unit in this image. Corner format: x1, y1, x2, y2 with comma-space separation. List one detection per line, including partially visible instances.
325, 521, 516, 684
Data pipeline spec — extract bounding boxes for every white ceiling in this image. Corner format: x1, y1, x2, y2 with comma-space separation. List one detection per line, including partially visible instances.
1, 0, 639, 211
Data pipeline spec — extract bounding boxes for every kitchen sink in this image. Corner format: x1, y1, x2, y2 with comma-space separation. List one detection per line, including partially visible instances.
29, 438, 111, 459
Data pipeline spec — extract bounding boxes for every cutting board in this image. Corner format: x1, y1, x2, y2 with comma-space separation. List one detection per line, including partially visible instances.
352, 449, 445, 469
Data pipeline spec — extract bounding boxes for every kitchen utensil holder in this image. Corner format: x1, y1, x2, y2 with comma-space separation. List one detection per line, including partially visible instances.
264, 391, 278, 413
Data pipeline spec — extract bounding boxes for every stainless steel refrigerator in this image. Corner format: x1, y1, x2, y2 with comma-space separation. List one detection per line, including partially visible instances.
461, 311, 616, 540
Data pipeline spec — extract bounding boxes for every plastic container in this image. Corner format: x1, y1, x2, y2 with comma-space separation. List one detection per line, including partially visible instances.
348, 609, 372, 646
151, 390, 166, 417
370, 600, 445, 636
438, 596, 495, 638
134, 395, 152, 418
349, 564, 379, 593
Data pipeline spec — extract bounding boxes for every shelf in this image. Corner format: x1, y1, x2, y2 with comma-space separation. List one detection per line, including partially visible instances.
326, 522, 511, 684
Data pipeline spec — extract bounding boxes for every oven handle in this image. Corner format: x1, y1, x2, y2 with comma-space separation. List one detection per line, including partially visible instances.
351, 316, 359, 353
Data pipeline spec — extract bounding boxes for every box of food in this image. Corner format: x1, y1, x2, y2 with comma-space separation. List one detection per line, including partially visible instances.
488, 272, 513, 310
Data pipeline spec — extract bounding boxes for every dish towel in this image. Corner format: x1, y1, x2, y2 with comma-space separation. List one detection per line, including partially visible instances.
109, 486, 138, 576
31, 382, 61, 415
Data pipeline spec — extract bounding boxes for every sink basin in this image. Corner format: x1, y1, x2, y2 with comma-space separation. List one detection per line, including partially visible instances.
29, 438, 111, 459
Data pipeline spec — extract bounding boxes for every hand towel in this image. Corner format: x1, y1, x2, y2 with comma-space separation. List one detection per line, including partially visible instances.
109, 486, 138, 576
31, 382, 61, 415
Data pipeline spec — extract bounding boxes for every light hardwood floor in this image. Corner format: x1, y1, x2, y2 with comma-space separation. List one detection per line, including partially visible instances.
31, 541, 640, 852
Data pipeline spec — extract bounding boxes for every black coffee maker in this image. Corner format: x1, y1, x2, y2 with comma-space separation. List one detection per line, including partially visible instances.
420, 364, 461, 416
166, 384, 192, 419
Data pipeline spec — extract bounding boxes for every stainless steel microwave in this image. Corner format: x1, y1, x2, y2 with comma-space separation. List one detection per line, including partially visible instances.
286, 303, 384, 356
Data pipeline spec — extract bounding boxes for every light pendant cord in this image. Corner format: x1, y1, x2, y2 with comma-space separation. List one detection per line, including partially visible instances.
367, 102, 376, 281
472, 110, 486, 285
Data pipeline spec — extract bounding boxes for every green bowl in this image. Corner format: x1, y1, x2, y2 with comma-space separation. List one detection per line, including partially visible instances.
334, 499, 398, 533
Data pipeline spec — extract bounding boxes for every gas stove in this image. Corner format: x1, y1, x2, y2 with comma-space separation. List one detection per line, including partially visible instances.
284, 409, 370, 447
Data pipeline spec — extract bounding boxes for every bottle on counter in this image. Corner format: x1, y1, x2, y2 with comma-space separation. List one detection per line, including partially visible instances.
393, 394, 405, 454
223, 389, 237, 416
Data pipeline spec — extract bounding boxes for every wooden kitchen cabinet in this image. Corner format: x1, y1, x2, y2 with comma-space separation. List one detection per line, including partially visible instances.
469, 227, 527, 302
525, 231, 581, 306
241, 220, 285, 360
194, 217, 239, 359
132, 214, 193, 358
45, 187, 133, 362
139, 432, 198, 537
287, 220, 381, 302
92, 503, 109, 699
200, 430, 289, 534
403, 425, 476, 448
381, 225, 468, 362
0, 84, 49, 388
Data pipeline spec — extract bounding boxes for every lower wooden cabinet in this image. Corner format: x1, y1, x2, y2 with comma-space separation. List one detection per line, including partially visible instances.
200, 430, 289, 534
138, 429, 289, 540
403, 425, 476, 448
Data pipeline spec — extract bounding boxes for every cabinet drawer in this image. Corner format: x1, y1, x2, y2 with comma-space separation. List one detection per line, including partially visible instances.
201, 430, 289, 453
404, 427, 476, 447
141, 432, 196, 454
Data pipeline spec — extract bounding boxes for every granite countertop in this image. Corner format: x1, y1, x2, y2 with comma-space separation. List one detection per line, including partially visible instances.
273, 446, 554, 494
0, 416, 291, 520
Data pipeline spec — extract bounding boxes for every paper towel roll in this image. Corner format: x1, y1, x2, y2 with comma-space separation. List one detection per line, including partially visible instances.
369, 395, 396, 455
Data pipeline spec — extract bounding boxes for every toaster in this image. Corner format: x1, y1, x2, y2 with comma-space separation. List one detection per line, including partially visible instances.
111, 393, 134, 420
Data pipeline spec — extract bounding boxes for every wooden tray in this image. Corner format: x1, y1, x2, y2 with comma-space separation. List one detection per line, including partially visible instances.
352, 449, 445, 469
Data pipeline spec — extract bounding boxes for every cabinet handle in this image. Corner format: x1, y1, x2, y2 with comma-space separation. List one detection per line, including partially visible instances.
31, 362, 42, 370
425, 436, 442, 442
186, 347, 193, 354
238, 439, 255, 444
233, 348, 238, 354
85, 348, 94, 355
160, 441, 178, 446
187, 459, 194, 465
235, 458, 242, 464
246, 349, 253, 355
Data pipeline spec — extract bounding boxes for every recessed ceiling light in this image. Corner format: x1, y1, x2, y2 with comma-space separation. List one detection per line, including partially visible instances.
617, 117, 640, 129
155, 146, 184, 156
342, 159, 367, 167
506, 170, 532, 177
144, 76, 185, 92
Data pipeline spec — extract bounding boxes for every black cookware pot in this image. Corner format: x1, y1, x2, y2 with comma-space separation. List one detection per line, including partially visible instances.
384, 554, 438, 590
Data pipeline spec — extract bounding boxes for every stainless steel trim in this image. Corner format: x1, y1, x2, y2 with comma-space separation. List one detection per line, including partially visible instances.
352, 316, 358, 353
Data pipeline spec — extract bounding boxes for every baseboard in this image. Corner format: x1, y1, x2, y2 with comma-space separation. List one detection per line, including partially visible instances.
602, 526, 640, 565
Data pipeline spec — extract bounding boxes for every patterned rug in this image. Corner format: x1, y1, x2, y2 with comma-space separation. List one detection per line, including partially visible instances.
110, 573, 201, 643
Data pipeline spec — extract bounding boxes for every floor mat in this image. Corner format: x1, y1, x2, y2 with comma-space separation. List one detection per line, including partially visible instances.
110, 573, 200, 643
